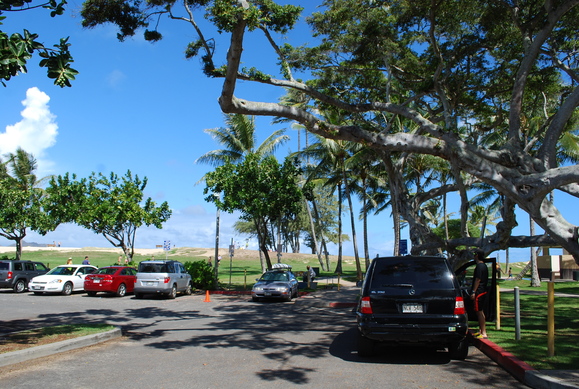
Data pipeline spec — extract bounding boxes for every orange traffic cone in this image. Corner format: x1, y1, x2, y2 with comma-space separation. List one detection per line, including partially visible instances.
204, 290, 211, 302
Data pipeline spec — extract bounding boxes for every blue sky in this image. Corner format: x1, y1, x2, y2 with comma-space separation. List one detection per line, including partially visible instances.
0, 1, 566, 263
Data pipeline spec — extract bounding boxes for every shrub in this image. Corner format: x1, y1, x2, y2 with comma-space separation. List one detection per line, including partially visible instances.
184, 260, 215, 290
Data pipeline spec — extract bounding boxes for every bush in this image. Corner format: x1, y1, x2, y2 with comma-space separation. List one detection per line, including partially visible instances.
184, 260, 215, 290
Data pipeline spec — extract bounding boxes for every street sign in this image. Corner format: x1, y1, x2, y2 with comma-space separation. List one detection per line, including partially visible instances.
163, 240, 171, 251
399, 239, 408, 255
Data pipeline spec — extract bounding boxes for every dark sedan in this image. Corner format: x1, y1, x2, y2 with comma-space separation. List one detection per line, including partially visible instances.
84, 266, 137, 297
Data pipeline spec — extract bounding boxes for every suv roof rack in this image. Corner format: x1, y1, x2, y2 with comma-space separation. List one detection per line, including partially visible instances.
271, 263, 292, 270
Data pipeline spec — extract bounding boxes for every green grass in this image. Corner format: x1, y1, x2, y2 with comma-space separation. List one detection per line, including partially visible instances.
486, 280, 579, 370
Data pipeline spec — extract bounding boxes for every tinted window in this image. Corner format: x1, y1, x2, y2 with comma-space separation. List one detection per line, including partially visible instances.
14, 263, 22, 271
139, 263, 169, 273
0, 263, 9, 270
35, 263, 48, 271
370, 257, 455, 291
25, 263, 34, 271
96, 268, 118, 275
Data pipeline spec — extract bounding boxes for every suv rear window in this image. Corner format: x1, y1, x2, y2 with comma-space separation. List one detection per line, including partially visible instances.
138, 263, 172, 273
369, 257, 455, 291
0, 263, 8, 270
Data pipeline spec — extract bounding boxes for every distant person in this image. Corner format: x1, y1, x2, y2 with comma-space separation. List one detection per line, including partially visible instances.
495, 262, 502, 279
124, 256, 129, 264
303, 265, 316, 283
118, 255, 122, 265
471, 250, 489, 339
508, 267, 513, 279
66, 257, 73, 265
82, 256, 90, 265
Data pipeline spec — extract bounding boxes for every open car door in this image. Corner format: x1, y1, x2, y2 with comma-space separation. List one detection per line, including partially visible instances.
455, 258, 497, 322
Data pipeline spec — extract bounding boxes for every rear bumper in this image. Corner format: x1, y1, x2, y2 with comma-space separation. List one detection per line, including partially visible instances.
357, 314, 468, 345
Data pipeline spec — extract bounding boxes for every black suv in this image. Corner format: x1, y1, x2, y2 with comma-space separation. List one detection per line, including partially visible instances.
0, 260, 50, 293
356, 255, 469, 359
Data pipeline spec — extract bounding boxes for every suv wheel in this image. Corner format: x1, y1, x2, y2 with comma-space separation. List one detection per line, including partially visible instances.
357, 332, 376, 357
13, 279, 26, 293
184, 282, 192, 295
448, 338, 469, 360
168, 284, 177, 299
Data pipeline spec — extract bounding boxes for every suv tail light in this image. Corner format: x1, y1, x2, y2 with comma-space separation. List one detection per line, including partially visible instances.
359, 296, 373, 314
163, 277, 170, 284
454, 296, 465, 315
7, 271, 12, 280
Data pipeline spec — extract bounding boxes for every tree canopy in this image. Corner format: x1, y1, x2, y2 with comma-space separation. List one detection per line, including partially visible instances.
0, 0, 78, 86
80, 0, 579, 265
44, 170, 172, 259
203, 154, 309, 269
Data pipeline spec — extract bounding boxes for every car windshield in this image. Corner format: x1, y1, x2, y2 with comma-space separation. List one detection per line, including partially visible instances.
47, 267, 76, 276
260, 271, 289, 282
96, 268, 118, 275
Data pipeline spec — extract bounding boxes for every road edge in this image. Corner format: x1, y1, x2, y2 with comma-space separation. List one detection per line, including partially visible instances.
0, 327, 122, 368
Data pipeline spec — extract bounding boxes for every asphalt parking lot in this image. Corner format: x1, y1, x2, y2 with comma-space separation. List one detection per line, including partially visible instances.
0, 289, 528, 388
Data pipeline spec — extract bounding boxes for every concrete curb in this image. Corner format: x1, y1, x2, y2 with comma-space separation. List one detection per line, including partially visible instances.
470, 334, 579, 389
0, 327, 122, 368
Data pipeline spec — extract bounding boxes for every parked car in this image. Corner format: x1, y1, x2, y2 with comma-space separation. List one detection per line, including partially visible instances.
356, 255, 469, 359
0, 260, 50, 293
85, 266, 137, 297
29, 264, 97, 295
252, 263, 299, 302
134, 260, 192, 299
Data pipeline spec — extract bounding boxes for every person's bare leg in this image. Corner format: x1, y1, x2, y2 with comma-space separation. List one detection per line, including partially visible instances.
476, 310, 487, 337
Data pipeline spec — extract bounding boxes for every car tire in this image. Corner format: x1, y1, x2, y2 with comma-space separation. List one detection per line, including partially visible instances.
184, 282, 192, 295
448, 338, 469, 360
116, 283, 127, 297
87, 291, 97, 297
61, 282, 73, 296
168, 284, 177, 299
357, 332, 376, 357
13, 279, 26, 293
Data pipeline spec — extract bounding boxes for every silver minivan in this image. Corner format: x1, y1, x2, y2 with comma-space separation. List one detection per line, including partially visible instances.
134, 260, 192, 299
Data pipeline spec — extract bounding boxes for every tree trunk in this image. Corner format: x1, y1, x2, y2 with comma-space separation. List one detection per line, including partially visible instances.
334, 185, 343, 274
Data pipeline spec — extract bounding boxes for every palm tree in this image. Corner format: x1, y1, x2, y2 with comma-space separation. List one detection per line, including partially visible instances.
0, 148, 50, 259
196, 113, 289, 168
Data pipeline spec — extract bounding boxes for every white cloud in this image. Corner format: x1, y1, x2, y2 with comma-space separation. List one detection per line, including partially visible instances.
0, 87, 58, 174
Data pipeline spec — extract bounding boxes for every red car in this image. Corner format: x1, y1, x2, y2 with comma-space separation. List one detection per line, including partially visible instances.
84, 266, 137, 297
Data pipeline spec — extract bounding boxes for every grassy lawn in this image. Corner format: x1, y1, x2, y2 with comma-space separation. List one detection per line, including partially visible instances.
486, 280, 579, 370
0, 324, 115, 354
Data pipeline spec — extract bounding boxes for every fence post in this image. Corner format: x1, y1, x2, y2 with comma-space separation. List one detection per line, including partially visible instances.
496, 283, 501, 330
514, 286, 521, 341
547, 282, 555, 357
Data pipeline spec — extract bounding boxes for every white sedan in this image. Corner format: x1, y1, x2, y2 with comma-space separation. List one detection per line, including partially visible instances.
29, 265, 97, 295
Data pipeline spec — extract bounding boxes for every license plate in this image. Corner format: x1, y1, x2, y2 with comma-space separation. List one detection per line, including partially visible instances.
94, 279, 101, 283
265, 292, 271, 296
147, 282, 154, 286
402, 303, 423, 313
32, 286, 44, 290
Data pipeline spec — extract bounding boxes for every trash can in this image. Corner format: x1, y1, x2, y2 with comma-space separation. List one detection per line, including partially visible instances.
312, 267, 320, 277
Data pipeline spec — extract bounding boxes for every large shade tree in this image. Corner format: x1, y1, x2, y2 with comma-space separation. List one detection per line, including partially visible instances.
44, 170, 172, 260
203, 154, 310, 270
81, 0, 579, 265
